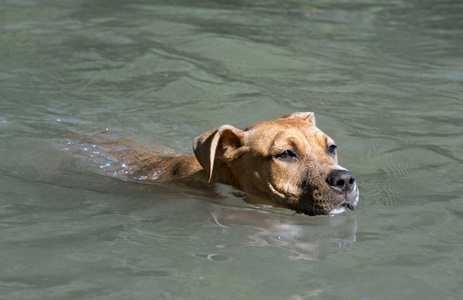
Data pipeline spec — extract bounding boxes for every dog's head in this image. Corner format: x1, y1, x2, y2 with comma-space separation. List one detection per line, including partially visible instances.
193, 112, 359, 215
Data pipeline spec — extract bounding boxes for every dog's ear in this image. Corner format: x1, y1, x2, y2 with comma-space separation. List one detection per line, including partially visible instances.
282, 112, 316, 126
193, 125, 246, 182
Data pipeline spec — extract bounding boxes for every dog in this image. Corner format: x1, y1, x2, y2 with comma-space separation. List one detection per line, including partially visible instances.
102, 112, 359, 216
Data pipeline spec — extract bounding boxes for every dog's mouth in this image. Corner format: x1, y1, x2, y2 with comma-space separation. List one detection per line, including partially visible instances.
328, 202, 354, 216
266, 180, 359, 216
343, 201, 356, 211
329, 190, 359, 215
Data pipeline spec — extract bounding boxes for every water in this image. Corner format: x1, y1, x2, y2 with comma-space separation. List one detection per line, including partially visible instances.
1, 0, 462, 299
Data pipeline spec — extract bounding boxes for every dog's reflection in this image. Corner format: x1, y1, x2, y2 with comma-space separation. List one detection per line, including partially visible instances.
207, 202, 357, 261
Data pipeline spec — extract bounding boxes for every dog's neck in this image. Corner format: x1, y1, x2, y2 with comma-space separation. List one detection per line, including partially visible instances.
208, 159, 243, 190
139, 155, 240, 189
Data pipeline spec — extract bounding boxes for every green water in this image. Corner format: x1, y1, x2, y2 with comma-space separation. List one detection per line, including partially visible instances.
1, 0, 462, 299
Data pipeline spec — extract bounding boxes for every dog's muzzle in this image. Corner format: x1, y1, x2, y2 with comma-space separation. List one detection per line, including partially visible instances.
326, 169, 359, 211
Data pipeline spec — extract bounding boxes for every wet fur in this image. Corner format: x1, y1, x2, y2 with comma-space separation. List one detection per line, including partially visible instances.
88, 112, 359, 215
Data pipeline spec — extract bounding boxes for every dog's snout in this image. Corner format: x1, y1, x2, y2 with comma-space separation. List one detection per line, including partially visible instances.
326, 170, 355, 193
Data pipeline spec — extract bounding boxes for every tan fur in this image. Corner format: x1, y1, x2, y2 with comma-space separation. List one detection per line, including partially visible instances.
106, 112, 359, 215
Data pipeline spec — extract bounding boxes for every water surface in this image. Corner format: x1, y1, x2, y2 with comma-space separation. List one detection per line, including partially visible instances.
1, 0, 462, 299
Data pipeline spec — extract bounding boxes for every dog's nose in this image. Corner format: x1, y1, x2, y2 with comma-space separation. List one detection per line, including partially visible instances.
326, 170, 356, 194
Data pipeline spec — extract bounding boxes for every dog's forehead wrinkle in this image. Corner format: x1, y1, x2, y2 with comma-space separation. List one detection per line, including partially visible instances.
268, 131, 301, 152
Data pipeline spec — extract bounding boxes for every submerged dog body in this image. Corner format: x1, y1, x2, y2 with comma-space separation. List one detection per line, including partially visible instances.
118, 112, 359, 215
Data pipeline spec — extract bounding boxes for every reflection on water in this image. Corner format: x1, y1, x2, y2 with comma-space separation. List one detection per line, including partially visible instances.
210, 205, 357, 261
1, 0, 463, 299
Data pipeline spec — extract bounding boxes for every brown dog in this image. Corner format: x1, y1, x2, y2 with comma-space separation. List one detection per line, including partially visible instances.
107, 112, 359, 216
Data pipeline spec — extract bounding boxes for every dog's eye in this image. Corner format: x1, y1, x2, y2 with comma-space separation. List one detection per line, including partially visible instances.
276, 150, 297, 161
328, 144, 337, 155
